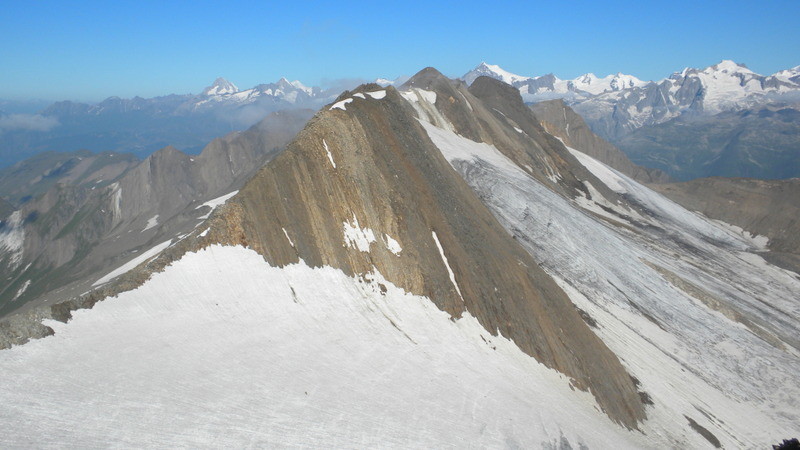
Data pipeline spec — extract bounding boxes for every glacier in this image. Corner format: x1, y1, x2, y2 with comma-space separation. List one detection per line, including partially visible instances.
419, 117, 800, 448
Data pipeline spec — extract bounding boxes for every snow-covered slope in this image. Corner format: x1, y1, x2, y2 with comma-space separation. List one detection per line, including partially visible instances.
0, 245, 646, 448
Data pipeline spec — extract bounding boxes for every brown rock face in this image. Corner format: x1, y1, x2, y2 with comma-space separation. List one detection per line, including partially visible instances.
209, 79, 646, 427
652, 177, 800, 272
531, 99, 671, 184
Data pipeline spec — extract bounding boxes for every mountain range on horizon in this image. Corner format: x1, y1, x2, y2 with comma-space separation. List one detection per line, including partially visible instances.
464, 60, 800, 180
0, 74, 411, 169
2, 59, 798, 181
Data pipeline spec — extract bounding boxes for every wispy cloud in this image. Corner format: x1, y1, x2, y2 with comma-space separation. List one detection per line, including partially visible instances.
0, 114, 59, 133
319, 78, 368, 94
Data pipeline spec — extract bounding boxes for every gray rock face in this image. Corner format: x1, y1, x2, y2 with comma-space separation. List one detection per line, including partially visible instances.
0, 150, 139, 205
530, 99, 670, 184
0, 109, 312, 318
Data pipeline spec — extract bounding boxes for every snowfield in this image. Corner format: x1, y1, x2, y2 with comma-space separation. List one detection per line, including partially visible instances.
0, 245, 646, 448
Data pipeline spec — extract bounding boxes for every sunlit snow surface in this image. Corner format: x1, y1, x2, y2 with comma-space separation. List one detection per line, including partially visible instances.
0, 245, 644, 448
419, 119, 800, 448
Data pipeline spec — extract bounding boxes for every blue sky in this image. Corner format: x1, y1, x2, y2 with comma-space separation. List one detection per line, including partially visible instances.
2, 0, 798, 101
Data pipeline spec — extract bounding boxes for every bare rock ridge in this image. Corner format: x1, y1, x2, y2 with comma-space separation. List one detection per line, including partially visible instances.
403, 71, 630, 210
530, 99, 671, 184
202, 71, 646, 427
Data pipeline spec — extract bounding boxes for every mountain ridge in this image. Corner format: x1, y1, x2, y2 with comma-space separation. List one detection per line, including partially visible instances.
0, 67, 797, 447
0, 109, 312, 319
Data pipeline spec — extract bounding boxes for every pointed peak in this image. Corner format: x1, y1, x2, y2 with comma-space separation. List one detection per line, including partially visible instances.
403, 67, 450, 89
203, 77, 238, 96
463, 62, 530, 86
706, 60, 754, 74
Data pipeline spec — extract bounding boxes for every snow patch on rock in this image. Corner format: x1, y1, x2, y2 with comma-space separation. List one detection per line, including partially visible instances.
330, 98, 353, 111
0, 211, 24, 269
92, 239, 173, 287
343, 214, 376, 252
365, 90, 386, 100
282, 227, 295, 248
431, 231, 463, 302
384, 233, 402, 255
142, 215, 159, 232
13, 279, 31, 301
323, 139, 336, 168
196, 190, 239, 219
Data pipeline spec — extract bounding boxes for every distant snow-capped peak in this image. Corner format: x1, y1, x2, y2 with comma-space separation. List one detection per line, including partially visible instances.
772, 65, 800, 84
462, 62, 650, 101
463, 62, 531, 86
673, 60, 786, 114
704, 59, 754, 75
271, 77, 311, 95
569, 72, 649, 95
288, 79, 314, 96
375, 75, 410, 87
193, 75, 329, 108
202, 78, 239, 96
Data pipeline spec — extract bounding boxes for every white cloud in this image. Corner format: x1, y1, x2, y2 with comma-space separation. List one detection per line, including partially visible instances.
0, 114, 59, 133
